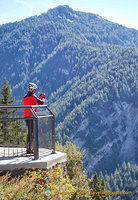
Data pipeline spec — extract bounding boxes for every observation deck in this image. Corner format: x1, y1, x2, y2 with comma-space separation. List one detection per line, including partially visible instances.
0, 105, 67, 170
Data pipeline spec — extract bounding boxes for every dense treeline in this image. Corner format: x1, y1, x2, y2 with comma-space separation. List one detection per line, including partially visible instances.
104, 162, 138, 200
48, 43, 138, 140
0, 78, 26, 146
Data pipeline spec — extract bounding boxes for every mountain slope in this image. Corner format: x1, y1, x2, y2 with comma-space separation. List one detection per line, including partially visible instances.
48, 41, 137, 174
0, 5, 138, 97
0, 5, 138, 175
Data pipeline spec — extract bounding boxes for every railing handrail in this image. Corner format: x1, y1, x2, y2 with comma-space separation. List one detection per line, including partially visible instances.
0, 105, 48, 108
0, 104, 54, 117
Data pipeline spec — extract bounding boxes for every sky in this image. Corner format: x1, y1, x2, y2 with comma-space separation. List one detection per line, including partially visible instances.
0, 0, 137, 30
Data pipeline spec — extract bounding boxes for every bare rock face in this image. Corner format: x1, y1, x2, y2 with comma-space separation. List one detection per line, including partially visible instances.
73, 101, 137, 175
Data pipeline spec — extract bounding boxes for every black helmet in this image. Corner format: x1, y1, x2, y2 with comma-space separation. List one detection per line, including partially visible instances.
28, 83, 37, 91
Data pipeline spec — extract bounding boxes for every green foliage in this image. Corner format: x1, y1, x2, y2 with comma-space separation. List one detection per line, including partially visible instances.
0, 141, 109, 199
0, 77, 15, 117
1, 162, 135, 200
105, 162, 137, 200
89, 172, 108, 200
56, 141, 85, 179
45, 41, 138, 142
0, 78, 26, 146
0, 167, 74, 200
0, 77, 15, 106
0, 168, 107, 200
56, 141, 90, 199
56, 141, 108, 200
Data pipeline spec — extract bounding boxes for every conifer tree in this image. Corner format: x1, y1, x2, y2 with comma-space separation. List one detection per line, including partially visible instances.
89, 172, 108, 200
105, 162, 137, 200
0, 78, 19, 145
0, 78, 13, 143
0, 77, 15, 116
0, 77, 15, 105
56, 141, 91, 199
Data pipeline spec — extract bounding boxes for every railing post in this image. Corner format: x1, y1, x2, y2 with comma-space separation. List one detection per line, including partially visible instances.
34, 118, 39, 159
52, 115, 55, 154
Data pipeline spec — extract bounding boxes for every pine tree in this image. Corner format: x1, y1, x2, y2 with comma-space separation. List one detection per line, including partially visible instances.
0, 77, 15, 105
105, 162, 137, 200
56, 141, 91, 199
0, 77, 15, 116
89, 172, 108, 200
0, 78, 15, 144
0, 78, 25, 146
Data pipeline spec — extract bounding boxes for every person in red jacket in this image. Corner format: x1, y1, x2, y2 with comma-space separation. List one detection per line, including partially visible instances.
23, 82, 45, 154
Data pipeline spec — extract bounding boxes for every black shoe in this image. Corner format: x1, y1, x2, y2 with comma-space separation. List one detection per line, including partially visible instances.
27, 150, 34, 154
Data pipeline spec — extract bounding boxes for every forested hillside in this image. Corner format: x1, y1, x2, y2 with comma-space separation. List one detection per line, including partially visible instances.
104, 162, 137, 200
0, 5, 137, 98
0, 5, 137, 176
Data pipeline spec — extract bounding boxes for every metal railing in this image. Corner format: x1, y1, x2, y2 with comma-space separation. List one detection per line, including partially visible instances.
0, 105, 55, 160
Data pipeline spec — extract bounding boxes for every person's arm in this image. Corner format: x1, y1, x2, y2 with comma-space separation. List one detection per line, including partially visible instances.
34, 94, 45, 105
39, 93, 46, 104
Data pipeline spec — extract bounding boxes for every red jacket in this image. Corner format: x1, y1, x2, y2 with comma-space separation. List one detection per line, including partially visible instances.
23, 92, 45, 117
